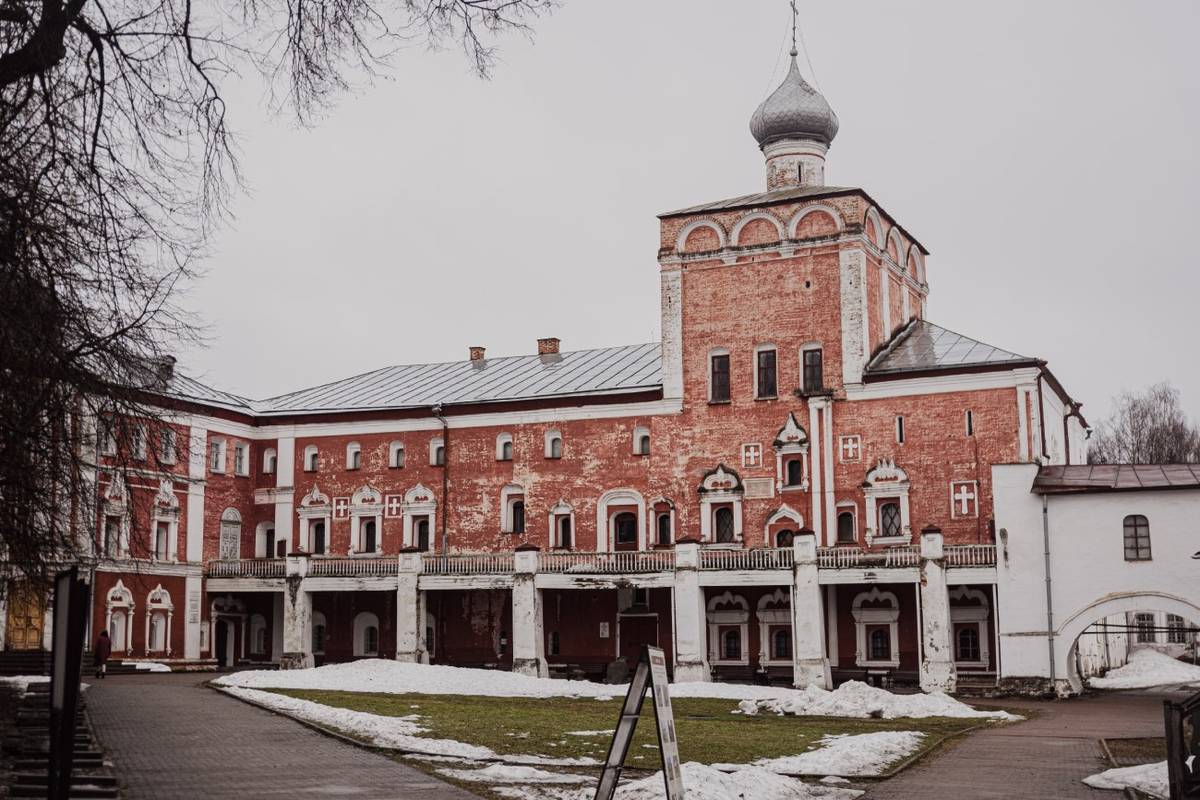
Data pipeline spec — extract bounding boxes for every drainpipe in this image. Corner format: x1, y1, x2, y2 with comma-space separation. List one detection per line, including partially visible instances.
1042, 494, 1056, 685
432, 404, 449, 556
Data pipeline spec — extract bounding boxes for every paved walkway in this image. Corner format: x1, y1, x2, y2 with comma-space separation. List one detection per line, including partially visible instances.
865, 690, 1177, 799
85, 672, 479, 799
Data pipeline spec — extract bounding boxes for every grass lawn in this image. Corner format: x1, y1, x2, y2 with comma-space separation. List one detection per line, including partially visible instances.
266, 688, 1012, 770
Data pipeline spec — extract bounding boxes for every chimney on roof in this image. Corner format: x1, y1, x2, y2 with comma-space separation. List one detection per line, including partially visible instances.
153, 355, 176, 390
537, 337, 560, 355
469, 346, 486, 362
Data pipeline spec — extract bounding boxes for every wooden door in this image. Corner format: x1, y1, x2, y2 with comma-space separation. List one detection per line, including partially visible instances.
5, 584, 46, 650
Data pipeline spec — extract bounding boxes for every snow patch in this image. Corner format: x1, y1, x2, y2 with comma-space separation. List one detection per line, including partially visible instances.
736, 680, 1019, 720
566, 730, 614, 737
715, 731, 923, 777
438, 764, 590, 784
0, 675, 50, 694
1082, 761, 1168, 798
130, 662, 171, 672
1089, 649, 1200, 690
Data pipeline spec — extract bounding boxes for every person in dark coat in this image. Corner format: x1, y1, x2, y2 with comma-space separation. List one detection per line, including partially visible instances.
94, 630, 112, 679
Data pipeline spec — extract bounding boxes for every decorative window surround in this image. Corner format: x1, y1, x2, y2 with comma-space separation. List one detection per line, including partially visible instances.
548, 500, 575, 549
218, 508, 241, 561
249, 614, 268, 655
349, 484, 383, 554
949, 586, 991, 668
105, 580, 135, 655
345, 442, 361, 470
151, 480, 180, 562
835, 501, 858, 545
763, 505, 804, 543
131, 425, 147, 460
159, 428, 176, 464
297, 485, 332, 554
262, 447, 277, 474
430, 437, 445, 467
99, 476, 131, 558
402, 484, 437, 549
545, 430, 563, 459
756, 588, 792, 667
496, 433, 513, 461
863, 458, 911, 545
353, 611, 381, 657
596, 488, 646, 552
773, 413, 810, 492
144, 584, 173, 656
632, 426, 650, 456
706, 591, 750, 666
851, 587, 901, 669
698, 465, 743, 545
389, 440, 405, 468
501, 484, 526, 534
209, 438, 226, 473
303, 444, 319, 472
650, 497, 676, 547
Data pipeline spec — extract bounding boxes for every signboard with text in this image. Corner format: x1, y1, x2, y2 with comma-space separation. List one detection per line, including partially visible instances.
594, 645, 684, 800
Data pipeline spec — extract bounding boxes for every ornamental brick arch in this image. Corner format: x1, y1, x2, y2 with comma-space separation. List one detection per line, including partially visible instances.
730, 212, 784, 247
675, 219, 726, 254
862, 206, 885, 249
788, 203, 844, 240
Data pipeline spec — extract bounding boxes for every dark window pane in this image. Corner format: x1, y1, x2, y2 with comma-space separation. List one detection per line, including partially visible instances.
615, 513, 638, 545
803, 349, 823, 393
880, 503, 901, 538
757, 349, 777, 398
715, 507, 735, 543
711, 354, 730, 402
776, 529, 794, 548
837, 511, 856, 543
785, 459, 803, 486
512, 501, 525, 533
657, 513, 671, 545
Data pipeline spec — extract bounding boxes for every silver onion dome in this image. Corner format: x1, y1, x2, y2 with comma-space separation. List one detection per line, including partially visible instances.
749, 53, 839, 148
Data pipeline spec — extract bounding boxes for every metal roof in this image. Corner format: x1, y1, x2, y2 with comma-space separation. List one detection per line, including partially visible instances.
1034, 464, 1200, 494
659, 185, 858, 218
750, 54, 839, 148
865, 320, 1037, 378
253, 342, 663, 414
166, 374, 253, 411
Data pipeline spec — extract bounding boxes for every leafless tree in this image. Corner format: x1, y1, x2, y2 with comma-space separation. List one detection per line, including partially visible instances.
1088, 382, 1200, 464
0, 0, 557, 589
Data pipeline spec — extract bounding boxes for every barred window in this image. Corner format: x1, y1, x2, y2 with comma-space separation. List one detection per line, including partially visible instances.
1122, 515, 1151, 561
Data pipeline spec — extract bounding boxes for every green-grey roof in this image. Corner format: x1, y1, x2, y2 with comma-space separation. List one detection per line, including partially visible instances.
865, 320, 1038, 378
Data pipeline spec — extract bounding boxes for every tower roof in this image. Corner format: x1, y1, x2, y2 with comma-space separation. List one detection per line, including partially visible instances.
749, 54, 839, 148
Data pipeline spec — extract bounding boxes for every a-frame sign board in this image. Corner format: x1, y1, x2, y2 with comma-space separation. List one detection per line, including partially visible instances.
594, 645, 684, 800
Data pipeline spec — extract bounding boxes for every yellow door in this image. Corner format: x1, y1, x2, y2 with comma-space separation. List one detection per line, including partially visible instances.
5, 584, 46, 650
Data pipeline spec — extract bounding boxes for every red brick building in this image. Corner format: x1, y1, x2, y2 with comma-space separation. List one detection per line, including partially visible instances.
4, 47, 1088, 692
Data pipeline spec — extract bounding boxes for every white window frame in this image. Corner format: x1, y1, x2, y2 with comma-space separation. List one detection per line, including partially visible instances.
544, 429, 563, 459
632, 426, 650, 456
389, 440, 405, 468
98, 418, 117, 456
131, 425, 147, 461
895, 415, 905, 444
209, 438, 226, 474
707, 347, 731, 403
706, 591, 750, 666
949, 586, 991, 668
500, 484, 526, 534
430, 437, 444, 466
753, 343, 778, 400
349, 484, 383, 555
800, 342, 824, 394
699, 466, 743, 545
852, 587, 901, 668
233, 442, 249, 476
151, 480, 180, 562
159, 428, 176, 464
402, 484, 437, 548
297, 485, 331, 555
863, 458, 911, 545
303, 444, 319, 472
353, 611, 381, 657
346, 441, 361, 470
548, 500, 575, 549
834, 501, 858, 545
756, 589, 792, 667
262, 447, 277, 474
496, 433, 513, 461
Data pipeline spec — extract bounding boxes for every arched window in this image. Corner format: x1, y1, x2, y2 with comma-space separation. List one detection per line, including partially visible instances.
431, 437, 445, 466
304, 445, 319, 472
956, 626, 980, 662
869, 628, 891, 661
364, 626, 379, 656
312, 611, 327, 654
545, 430, 563, 459
154, 521, 170, 560
633, 426, 650, 456
656, 513, 671, 546
773, 629, 792, 660
837, 510, 856, 544
714, 507, 735, 543
310, 519, 327, 555
1123, 514, 1151, 561
776, 529, 795, 548
785, 459, 803, 487
361, 519, 377, 553
722, 629, 741, 660
346, 442, 361, 470
879, 502, 902, 539
354, 612, 380, 657
558, 515, 572, 549
249, 614, 267, 655
389, 441, 405, 468
416, 518, 430, 551
218, 508, 241, 560
511, 501, 525, 534
614, 512, 638, 548
149, 611, 167, 651
263, 447, 277, 474
497, 433, 513, 461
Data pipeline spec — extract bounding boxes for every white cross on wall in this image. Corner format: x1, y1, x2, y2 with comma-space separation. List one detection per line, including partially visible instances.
842, 437, 859, 459
335, 498, 348, 517
386, 497, 402, 516
954, 484, 976, 516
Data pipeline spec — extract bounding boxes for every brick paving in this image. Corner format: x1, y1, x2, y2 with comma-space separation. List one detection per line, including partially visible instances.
85, 672, 479, 799
865, 690, 1179, 799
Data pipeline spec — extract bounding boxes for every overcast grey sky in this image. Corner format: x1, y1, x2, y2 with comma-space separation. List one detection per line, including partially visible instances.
179, 0, 1200, 423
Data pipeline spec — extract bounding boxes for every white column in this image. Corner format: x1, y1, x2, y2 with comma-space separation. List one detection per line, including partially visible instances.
275, 436, 296, 552
511, 546, 546, 677
807, 400, 823, 542
185, 423, 207, 659
396, 549, 426, 663
280, 554, 313, 670
918, 527, 957, 693
672, 540, 710, 682
838, 247, 867, 386
822, 403, 835, 535
184, 573, 202, 659
791, 532, 831, 688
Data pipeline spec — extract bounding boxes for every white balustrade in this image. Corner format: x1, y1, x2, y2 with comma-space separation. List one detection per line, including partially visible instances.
206, 559, 285, 578
699, 548, 793, 571
308, 557, 399, 577
539, 550, 676, 574
816, 545, 920, 569
944, 544, 997, 567
423, 553, 516, 575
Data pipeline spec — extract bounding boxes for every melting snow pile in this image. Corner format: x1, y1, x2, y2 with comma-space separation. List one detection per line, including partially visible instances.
1083, 761, 1168, 798
437, 764, 590, 784
222, 686, 596, 765
1089, 649, 1200, 690
715, 731, 924, 777
736, 680, 1018, 720
0, 675, 50, 694
130, 662, 171, 672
